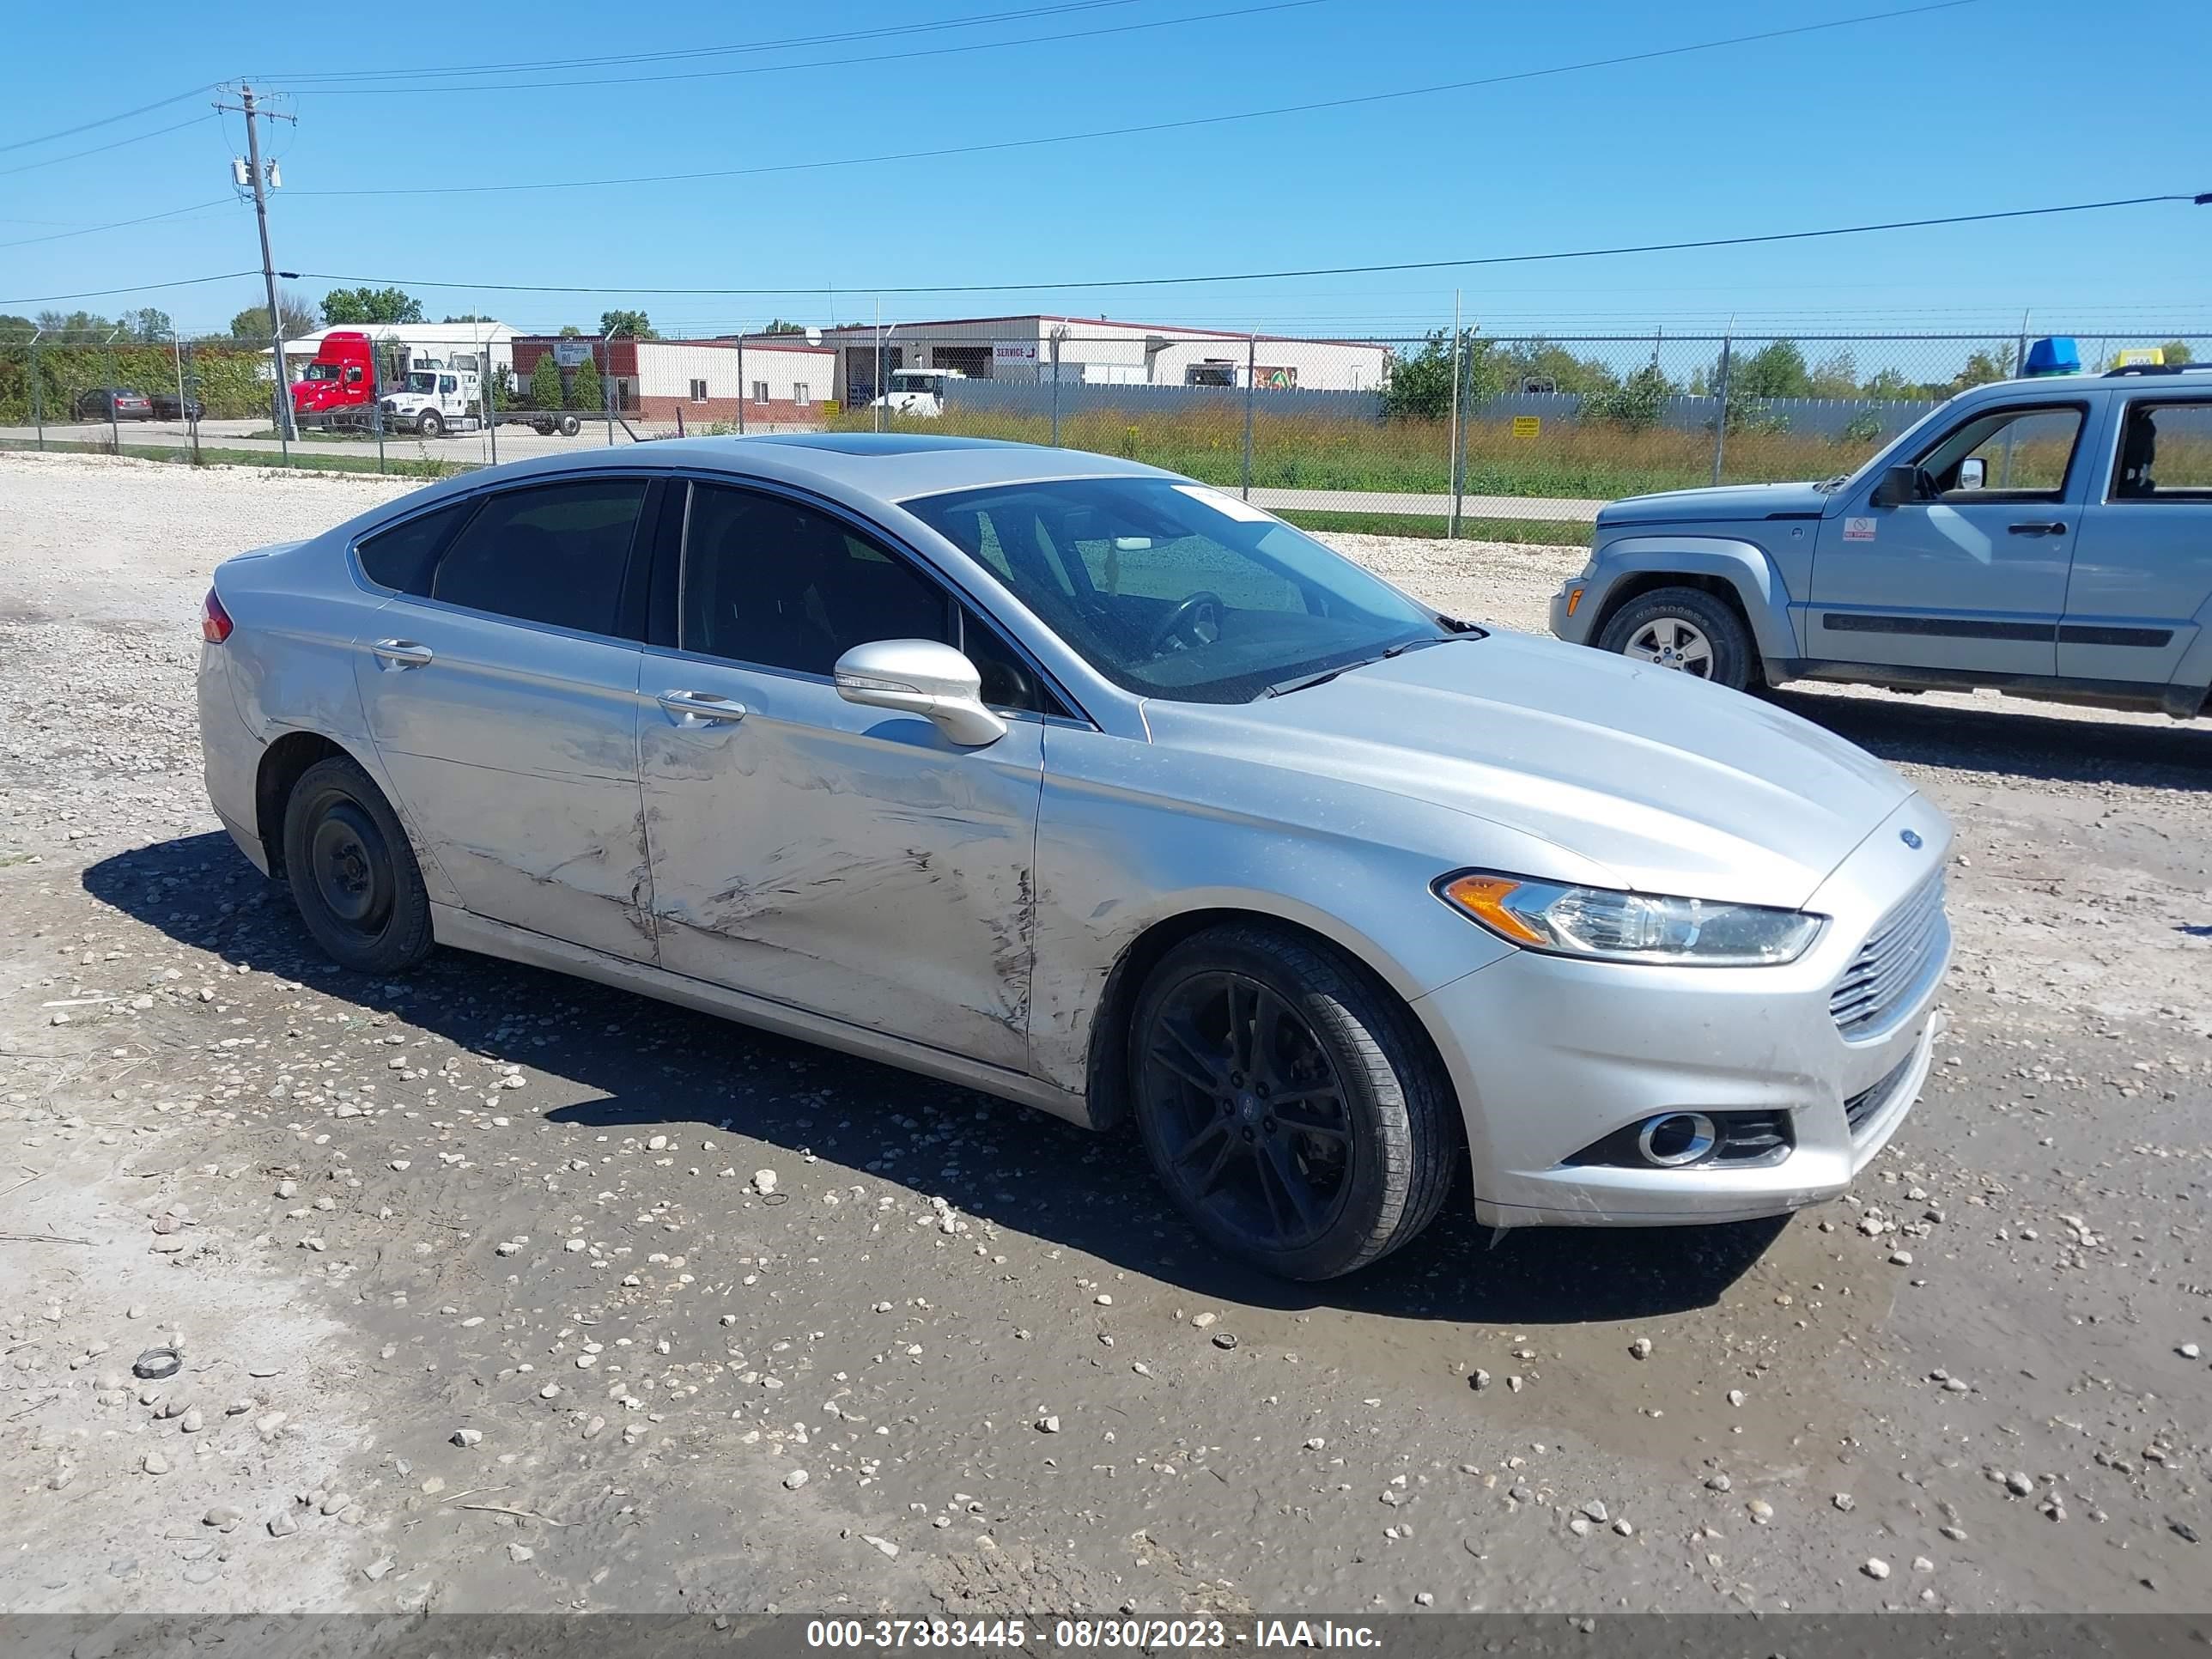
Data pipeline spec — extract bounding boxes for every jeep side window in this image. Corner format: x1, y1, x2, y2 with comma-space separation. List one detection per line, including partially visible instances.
2110, 402, 2212, 502
1914, 405, 2083, 501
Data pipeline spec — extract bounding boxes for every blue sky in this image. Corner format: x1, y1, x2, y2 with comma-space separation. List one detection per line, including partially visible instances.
3, 0, 2207, 344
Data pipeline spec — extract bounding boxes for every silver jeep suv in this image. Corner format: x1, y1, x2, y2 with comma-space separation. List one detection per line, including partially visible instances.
1552, 363, 2212, 721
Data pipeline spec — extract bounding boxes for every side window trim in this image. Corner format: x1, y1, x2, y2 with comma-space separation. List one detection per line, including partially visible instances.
663, 471, 1095, 726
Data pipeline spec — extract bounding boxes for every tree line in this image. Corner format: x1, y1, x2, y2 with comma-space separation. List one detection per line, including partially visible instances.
1380, 331, 2197, 425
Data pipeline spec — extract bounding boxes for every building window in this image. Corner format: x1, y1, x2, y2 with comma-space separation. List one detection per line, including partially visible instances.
751, 381, 769, 406
793, 382, 811, 406
689, 378, 708, 404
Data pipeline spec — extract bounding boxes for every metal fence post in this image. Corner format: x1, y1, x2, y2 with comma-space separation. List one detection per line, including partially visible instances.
483, 325, 498, 468
1446, 292, 1465, 539
736, 332, 746, 435
369, 348, 386, 473
1048, 331, 1062, 446
602, 328, 615, 447
1709, 326, 1734, 486
1241, 333, 1257, 501
105, 325, 124, 456
170, 328, 187, 444
29, 328, 44, 450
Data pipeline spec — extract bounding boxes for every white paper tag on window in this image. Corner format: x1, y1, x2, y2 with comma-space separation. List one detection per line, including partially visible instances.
1843, 517, 1876, 542
1173, 483, 1274, 523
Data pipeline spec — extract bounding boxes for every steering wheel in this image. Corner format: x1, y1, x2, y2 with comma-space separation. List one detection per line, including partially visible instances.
1145, 590, 1224, 657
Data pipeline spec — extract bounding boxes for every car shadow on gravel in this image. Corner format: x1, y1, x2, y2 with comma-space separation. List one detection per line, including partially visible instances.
86, 831, 1782, 1329
1771, 689, 2210, 789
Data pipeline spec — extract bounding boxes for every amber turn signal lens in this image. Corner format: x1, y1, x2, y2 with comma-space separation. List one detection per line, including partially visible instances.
1565, 586, 1584, 617
1439, 874, 1547, 945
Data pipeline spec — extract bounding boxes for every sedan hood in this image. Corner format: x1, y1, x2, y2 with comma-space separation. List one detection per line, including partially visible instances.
1599, 480, 1830, 526
1173, 631, 1911, 908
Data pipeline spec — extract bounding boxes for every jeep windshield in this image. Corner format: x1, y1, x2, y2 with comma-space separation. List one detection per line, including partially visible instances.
903, 476, 1468, 704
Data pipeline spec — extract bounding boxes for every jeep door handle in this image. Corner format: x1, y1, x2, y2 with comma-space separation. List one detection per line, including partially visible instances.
2008, 521, 2066, 537
657, 690, 748, 725
371, 638, 434, 668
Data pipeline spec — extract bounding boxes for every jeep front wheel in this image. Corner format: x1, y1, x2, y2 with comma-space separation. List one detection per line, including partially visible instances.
1598, 586, 1758, 691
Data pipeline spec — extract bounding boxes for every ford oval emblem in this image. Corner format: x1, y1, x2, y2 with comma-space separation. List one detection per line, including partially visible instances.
1899, 828, 1923, 850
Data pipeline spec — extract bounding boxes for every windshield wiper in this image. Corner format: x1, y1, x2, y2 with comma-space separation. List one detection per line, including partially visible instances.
1263, 664, 1356, 698
1263, 634, 1473, 697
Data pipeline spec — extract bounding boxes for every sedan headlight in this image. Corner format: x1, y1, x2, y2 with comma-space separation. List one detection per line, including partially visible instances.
1437, 872, 1822, 966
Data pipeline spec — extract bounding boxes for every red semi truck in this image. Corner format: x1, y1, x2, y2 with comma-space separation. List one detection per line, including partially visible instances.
288, 330, 580, 436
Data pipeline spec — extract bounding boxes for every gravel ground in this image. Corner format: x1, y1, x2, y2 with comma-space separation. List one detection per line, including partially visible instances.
2, 452, 2207, 1618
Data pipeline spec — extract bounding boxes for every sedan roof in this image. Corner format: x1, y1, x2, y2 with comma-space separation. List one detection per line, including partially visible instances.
401, 433, 1168, 510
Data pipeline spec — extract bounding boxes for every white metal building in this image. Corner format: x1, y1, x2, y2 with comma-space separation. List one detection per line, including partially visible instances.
817, 314, 1389, 403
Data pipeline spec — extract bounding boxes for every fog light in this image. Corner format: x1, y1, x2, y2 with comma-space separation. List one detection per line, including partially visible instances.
1635, 1112, 1718, 1168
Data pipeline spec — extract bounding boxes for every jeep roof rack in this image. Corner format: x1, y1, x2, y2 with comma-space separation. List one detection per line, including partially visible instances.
2104, 362, 2212, 378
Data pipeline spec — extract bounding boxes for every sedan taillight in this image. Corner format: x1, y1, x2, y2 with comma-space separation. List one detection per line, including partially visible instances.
201, 587, 233, 644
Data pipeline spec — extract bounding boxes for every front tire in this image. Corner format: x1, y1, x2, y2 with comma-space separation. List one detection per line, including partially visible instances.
416, 410, 444, 439
1129, 923, 1456, 1280
281, 757, 434, 975
1596, 585, 1759, 691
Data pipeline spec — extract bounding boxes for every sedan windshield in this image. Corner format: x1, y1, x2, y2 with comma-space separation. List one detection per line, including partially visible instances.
903, 477, 1459, 702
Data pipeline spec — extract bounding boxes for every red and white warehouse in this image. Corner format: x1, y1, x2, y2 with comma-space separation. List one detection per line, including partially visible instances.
509, 336, 835, 425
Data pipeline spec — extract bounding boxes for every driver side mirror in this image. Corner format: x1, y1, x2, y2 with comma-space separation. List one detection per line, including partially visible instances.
1869, 464, 1925, 508
835, 639, 1006, 748
1954, 456, 1987, 491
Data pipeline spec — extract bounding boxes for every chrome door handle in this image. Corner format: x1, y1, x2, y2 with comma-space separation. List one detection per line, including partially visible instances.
371, 638, 434, 668
657, 690, 748, 725
2007, 521, 2066, 537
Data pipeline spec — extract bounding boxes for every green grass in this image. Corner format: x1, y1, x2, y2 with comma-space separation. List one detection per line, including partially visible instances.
1277, 508, 1593, 545
1, 436, 465, 479
830, 405, 1882, 500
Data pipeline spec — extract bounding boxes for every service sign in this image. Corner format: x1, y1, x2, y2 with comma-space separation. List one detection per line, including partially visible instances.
992, 342, 1040, 364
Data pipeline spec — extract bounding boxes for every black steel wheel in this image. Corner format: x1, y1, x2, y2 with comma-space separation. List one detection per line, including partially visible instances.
281, 756, 434, 975
1130, 923, 1456, 1280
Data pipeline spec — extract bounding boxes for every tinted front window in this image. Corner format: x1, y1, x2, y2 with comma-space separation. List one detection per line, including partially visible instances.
903, 477, 1451, 702
430, 478, 647, 635
681, 483, 951, 675
356, 501, 471, 597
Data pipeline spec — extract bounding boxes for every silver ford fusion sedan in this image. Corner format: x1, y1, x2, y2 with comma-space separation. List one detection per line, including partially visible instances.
197, 434, 1951, 1279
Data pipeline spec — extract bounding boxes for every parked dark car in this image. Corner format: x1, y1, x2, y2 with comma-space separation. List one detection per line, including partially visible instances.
149, 391, 206, 422
74, 387, 154, 421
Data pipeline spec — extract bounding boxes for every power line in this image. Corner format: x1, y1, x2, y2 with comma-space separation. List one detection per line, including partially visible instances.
12, 192, 2202, 313
283, 0, 1326, 98
0, 113, 216, 179
0, 84, 218, 156
0, 271, 258, 307
285, 193, 2206, 299
0, 198, 235, 251
289, 0, 1984, 198
266, 0, 1144, 82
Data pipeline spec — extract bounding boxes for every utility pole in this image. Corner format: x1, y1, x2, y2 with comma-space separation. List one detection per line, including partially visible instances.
216, 83, 298, 459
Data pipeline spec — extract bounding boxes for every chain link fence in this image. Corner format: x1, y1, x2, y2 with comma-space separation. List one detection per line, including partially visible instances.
5, 321, 2203, 521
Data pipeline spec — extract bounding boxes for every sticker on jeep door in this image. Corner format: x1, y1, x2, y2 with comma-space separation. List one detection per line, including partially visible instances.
1843, 517, 1877, 542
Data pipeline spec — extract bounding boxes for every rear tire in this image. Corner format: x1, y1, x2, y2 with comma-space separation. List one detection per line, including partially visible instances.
1128, 923, 1456, 1280
557, 414, 580, 437
1597, 585, 1759, 691
281, 757, 434, 976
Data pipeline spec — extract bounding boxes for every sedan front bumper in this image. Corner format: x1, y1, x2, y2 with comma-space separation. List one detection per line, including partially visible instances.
1411, 793, 1952, 1227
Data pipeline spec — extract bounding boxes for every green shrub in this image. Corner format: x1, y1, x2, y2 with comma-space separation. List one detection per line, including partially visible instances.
528, 352, 564, 412
567, 357, 602, 413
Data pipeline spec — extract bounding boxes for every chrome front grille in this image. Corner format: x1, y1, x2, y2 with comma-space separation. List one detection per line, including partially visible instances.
1830, 870, 1948, 1038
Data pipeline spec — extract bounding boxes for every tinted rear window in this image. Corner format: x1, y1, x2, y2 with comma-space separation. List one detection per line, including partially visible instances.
431, 479, 649, 635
